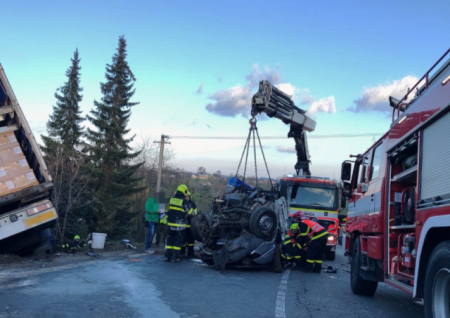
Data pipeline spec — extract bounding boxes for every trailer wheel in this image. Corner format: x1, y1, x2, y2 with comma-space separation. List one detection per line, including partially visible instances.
424, 241, 450, 318
33, 229, 53, 255
350, 237, 378, 296
248, 206, 278, 241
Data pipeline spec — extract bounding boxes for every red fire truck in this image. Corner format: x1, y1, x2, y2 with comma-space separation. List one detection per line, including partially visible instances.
279, 175, 340, 260
341, 49, 450, 317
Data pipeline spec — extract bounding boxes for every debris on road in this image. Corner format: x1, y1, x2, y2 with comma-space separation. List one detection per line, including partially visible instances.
86, 252, 101, 258
323, 265, 338, 273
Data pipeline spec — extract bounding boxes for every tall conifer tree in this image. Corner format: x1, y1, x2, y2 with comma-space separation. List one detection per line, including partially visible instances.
42, 49, 84, 153
85, 36, 143, 233
41, 49, 88, 242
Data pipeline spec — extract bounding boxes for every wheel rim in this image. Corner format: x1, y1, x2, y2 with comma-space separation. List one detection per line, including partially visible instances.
259, 215, 273, 231
432, 268, 450, 318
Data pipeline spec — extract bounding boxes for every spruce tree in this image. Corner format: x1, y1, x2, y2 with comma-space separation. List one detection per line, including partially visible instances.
41, 49, 88, 242
85, 36, 144, 234
42, 49, 84, 154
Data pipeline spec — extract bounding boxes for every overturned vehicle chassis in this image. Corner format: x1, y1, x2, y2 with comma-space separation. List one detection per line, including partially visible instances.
191, 189, 288, 270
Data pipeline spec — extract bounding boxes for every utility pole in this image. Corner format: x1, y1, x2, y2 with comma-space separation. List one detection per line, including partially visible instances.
154, 134, 171, 192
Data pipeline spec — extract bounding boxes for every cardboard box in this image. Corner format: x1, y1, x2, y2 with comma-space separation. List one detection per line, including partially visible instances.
0, 163, 31, 182
0, 169, 39, 196
0, 131, 18, 149
0, 144, 24, 164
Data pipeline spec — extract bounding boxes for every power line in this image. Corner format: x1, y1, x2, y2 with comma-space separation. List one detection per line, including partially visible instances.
169, 133, 384, 140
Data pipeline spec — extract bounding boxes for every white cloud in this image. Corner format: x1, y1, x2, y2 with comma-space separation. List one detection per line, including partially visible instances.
347, 75, 420, 113
276, 146, 296, 153
195, 83, 204, 95
205, 64, 336, 119
205, 64, 282, 118
306, 96, 336, 117
205, 84, 253, 117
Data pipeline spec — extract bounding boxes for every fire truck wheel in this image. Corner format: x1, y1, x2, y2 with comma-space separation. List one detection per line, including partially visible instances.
350, 237, 378, 296
424, 241, 450, 318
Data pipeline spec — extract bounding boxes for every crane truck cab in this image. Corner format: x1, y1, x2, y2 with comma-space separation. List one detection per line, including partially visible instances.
279, 175, 341, 260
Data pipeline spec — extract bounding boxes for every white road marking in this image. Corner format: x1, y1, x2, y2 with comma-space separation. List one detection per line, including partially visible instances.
275, 269, 291, 318
190, 259, 203, 263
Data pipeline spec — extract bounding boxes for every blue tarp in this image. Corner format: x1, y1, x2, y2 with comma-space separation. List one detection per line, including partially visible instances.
226, 177, 255, 193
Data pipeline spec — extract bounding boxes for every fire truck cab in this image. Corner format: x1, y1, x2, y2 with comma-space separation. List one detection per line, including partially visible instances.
279, 175, 340, 260
341, 49, 450, 317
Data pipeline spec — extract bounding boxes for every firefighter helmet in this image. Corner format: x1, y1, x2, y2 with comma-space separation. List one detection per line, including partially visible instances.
177, 184, 189, 195
74, 235, 80, 240
293, 211, 305, 221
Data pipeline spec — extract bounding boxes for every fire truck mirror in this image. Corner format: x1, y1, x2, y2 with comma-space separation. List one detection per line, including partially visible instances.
361, 184, 368, 193
341, 162, 352, 181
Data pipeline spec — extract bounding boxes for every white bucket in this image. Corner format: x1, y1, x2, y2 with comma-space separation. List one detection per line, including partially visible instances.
91, 232, 107, 249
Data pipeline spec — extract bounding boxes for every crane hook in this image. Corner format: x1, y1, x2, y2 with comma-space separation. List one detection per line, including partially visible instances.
249, 116, 257, 130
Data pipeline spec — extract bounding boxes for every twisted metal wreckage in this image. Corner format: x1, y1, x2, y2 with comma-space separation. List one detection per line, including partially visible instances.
190, 80, 317, 271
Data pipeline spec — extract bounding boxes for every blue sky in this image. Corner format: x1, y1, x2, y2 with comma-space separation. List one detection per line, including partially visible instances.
2, 0, 450, 178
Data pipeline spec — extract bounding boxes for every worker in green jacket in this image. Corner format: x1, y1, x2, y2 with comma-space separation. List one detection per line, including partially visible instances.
145, 194, 160, 254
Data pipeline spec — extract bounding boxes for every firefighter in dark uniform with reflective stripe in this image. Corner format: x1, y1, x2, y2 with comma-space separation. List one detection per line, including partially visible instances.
164, 184, 190, 263
282, 223, 302, 267
181, 191, 198, 258
294, 212, 328, 273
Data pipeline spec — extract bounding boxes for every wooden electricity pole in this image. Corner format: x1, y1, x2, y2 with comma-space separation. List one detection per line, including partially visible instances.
154, 134, 170, 192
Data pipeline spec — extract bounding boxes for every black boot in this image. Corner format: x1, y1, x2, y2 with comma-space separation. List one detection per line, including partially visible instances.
172, 250, 181, 262
312, 262, 322, 273
164, 248, 172, 262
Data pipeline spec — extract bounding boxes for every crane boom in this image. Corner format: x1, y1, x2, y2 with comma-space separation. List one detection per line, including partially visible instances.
251, 80, 316, 176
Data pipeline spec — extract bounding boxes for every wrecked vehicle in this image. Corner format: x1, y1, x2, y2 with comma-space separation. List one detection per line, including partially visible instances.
191, 178, 288, 270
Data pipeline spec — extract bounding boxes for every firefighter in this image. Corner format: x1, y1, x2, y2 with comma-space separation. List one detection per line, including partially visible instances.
281, 223, 302, 267
64, 235, 88, 253
294, 212, 328, 273
164, 184, 190, 263
181, 191, 198, 258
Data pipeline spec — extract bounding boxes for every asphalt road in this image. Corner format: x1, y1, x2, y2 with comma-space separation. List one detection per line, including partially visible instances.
0, 245, 424, 318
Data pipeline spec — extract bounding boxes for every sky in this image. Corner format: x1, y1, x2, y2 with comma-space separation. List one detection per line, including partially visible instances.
2, 0, 450, 179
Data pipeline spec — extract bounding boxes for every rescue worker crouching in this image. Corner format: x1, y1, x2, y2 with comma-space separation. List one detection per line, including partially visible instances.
294, 212, 328, 273
181, 191, 198, 258
63, 235, 89, 253
164, 184, 190, 263
281, 223, 304, 268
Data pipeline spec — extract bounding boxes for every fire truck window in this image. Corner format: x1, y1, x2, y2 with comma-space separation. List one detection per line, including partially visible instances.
370, 143, 382, 181
359, 151, 371, 185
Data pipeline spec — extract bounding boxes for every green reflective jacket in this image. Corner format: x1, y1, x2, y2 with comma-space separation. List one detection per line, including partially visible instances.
145, 197, 160, 223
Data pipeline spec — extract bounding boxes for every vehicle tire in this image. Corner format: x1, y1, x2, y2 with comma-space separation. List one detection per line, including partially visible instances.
424, 241, 450, 318
190, 214, 210, 242
325, 249, 336, 261
350, 237, 378, 296
248, 206, 278, 241
33, 229, 53, 255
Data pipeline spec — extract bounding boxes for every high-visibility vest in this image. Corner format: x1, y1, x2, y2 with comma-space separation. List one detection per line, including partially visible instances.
167, 194, 188, 228
301, 219, 328, 240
